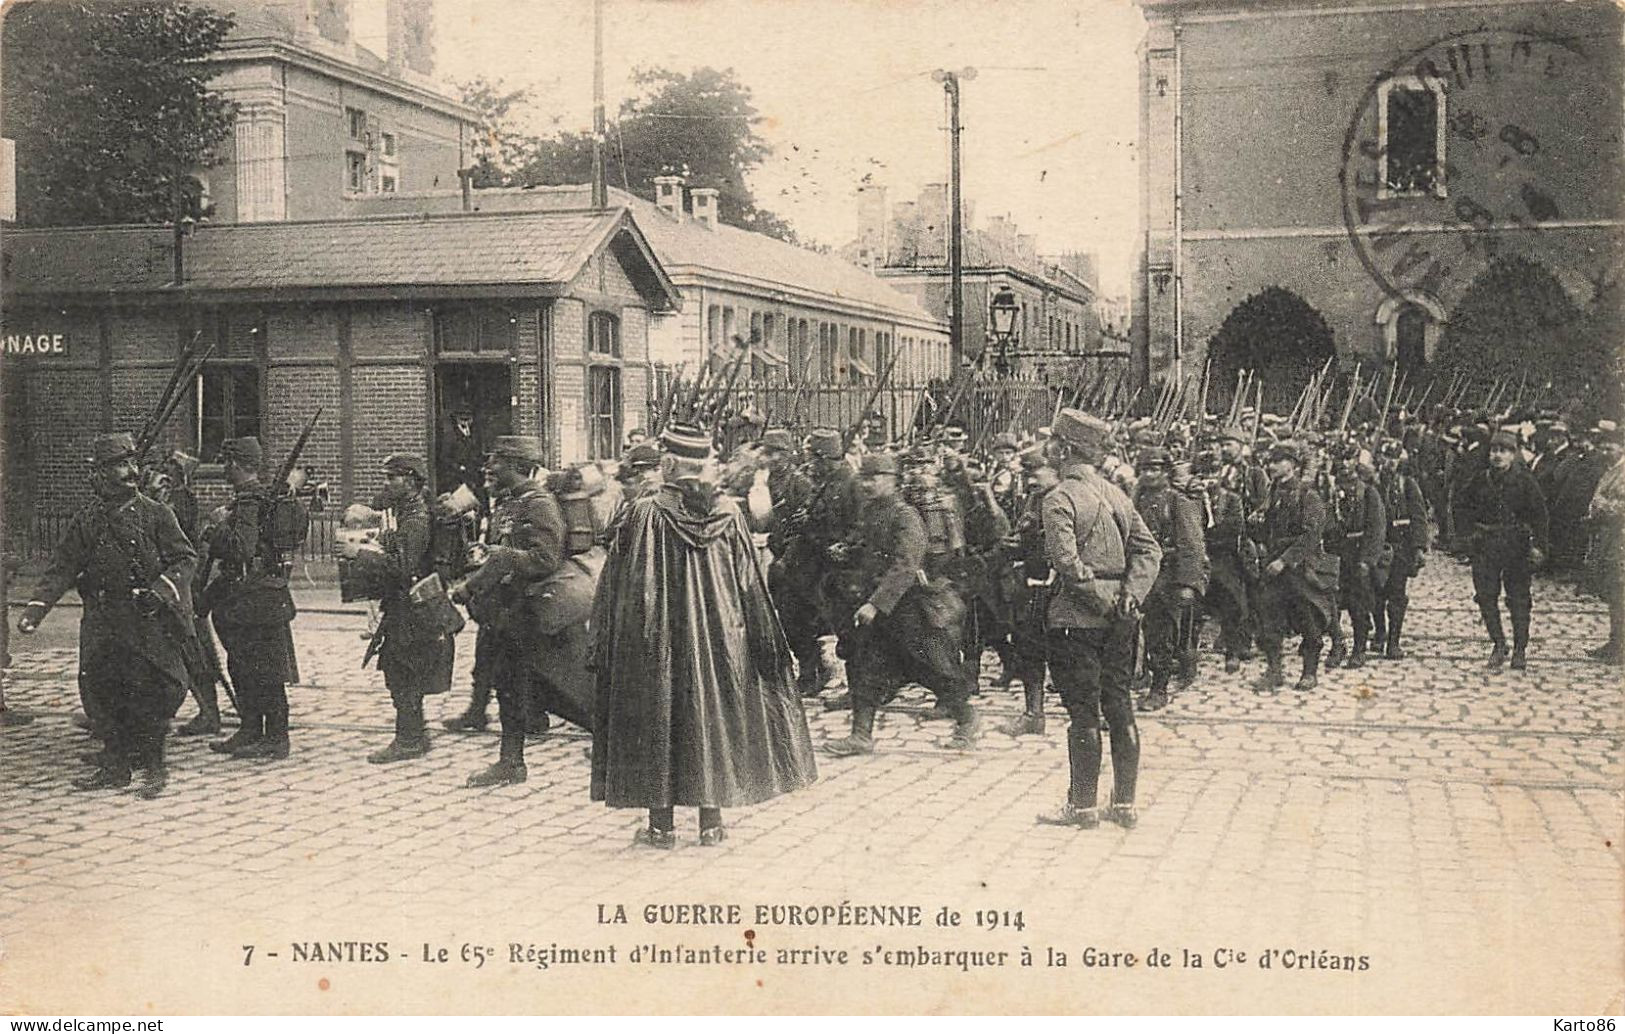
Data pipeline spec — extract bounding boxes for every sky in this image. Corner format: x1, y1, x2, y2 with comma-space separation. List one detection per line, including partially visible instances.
419, 0, 1149, 296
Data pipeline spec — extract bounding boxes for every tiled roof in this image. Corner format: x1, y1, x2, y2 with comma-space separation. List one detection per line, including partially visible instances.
347, 185, 948, 328
3, 209, 674, 305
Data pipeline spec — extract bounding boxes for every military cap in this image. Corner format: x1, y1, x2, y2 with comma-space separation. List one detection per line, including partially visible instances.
659, 423, 713, 460
940, 425, 968, 445
1051, 408, 1111, 451
805, 428, 845, 460
859, 452, 901, 477
990, 432, 1019, 452
1131, 427, 1163, 448
1218, 425, 1247, 444
622, 443, 663, 470
758, 428, 795, 453
166, 448, 200, 479
1138, 446, 1172, 468
1018, 448, 1048, 472
219, 436, 264, 468
90, 432, 137, 465
383, 453, 428, 481
1489, 429, 1520, 450
489, 435, 547, 465
1266, 439, 1303, 465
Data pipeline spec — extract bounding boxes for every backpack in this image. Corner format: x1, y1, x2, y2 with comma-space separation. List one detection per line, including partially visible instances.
264, 494, 311, 554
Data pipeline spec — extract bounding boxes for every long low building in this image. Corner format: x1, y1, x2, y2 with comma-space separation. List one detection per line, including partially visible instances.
0, 206, 678, 526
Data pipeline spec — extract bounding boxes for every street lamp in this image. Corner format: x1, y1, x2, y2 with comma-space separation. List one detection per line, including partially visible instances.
989, 285, 1019, 376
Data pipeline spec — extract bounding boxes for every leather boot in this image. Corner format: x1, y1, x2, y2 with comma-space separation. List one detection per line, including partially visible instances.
176, 683, 221, 737
235, 688, 290, 760
443, 682, 491, 731
1252, 644, 1285, 693
210, 700, 263, 754
1106, 721, 1140, 828
467, 732, 528, 786
997, 681, 1046, 736
825, 705, 876, 756
1137, 671, 1170, 713
1510, 608, 1530, 671
1347, 615, 1367, 669
1325, 626, 1346, 669
1371, 607, 1387, 657
1294, 641, 1321, 692
74, 764, 132, 791
941, 703, 980, 750
134, 734, 168, 800
1038, 725, 1101, 827
371, 698, 430, 764
1384, 601, 1406, 660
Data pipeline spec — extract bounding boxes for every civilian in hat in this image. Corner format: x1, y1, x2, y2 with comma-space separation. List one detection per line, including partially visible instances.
1036, 409, 1162, 829
1460, 430, 1549, 670
1132, 445, 1208, 711
17, 432, 199, 797
449, 435, 585, 783
349, 454, 461, 764
591, 425, 817, 847
1250, 440, 1339, 693
201, 437, 302, 762
823, 452, 982, 755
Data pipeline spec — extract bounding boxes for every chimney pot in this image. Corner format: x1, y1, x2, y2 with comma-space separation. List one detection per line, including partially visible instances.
652, 175, 685, 218
691, 187, 720, 230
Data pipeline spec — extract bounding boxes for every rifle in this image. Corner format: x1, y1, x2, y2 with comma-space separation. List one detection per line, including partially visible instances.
700, 332, 755, 430
134, 332, 213, 464
654, 363, 687, 437
845, 347, 899, 448
276, 408, 324, 491
924, 365, 975, 442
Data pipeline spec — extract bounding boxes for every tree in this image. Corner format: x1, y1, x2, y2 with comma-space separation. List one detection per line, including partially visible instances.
1, 1, 237, 227
1206, 287, 1336, 413
517, 66, 799, 243
1434, 255, 1596, 405
456, 76, 535, 189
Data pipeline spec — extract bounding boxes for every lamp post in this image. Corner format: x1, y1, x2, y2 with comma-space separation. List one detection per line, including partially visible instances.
988, 285, 1019, 377
932, 67, 976, 367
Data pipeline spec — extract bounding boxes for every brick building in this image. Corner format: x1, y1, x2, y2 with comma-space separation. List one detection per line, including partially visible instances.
0, 208, 678, 529
1134, 0, 1625, 392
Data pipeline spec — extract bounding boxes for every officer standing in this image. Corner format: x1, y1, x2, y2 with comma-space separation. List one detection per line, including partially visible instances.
1461, 429, 1549, 670
1251, 440, 1338, 693
17, 433, 198, 798
1374, 440, 1428, 659
1133, 446, 1207, 712
202, 437, 300, 761
1036, 410, 1161, 830
824, 452, 981, 756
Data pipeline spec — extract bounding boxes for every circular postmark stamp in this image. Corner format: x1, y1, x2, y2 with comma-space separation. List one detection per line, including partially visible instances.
1339, 26, 1614, 304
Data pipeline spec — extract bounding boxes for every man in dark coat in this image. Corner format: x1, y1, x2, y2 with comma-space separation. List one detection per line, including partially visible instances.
437, 405, 484, 505
1374, 440, 1428, 659
1251, 440, 1338, 693
1460, 429, 1549, 670
351, 454, 462, 763
1133, 447, 1208, 712
1327, 451, 1386, 669
824, 452, 982, 755
757, 428, 824, 697
590, 424, 817, 848
1036, 409, 1162, 830
997, 450, 1057, 736
19, 432, 198, 797
1198, 455, 1253, 673
451, 435, 578, 786
201, 437, 300, 761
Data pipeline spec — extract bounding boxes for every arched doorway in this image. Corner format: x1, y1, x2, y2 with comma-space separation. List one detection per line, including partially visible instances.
1206, 287, 1337, 414
1376, 293, 1445, 388
1396, 304, 1427, 379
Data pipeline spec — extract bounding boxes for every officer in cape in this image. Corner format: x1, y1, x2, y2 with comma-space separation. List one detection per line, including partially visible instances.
18, 432, 199, 798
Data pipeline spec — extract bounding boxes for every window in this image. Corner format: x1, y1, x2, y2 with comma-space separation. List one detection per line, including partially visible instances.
707, 304, 721, 350
819, 323, 837, 382
1380, 77, 1446, 197
380, 131, 397, 158
434, 307, 518, 354
346, 151, 368, 193
347, 106, 367, 140
589, 311, 621, 358
587, 365, 622, 462
197, 365, 262, 463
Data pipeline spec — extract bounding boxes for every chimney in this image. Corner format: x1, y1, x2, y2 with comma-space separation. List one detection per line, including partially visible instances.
691, 187, 719, 230
652, 175, 684, 219
385, 0, 437, 77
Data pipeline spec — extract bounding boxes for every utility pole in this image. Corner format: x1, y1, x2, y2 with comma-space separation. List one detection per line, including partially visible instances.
590, 0, 607, 209
934, 68, 975, 366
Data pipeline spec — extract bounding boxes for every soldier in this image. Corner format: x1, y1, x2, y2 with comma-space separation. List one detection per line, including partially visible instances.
757, 428, 823, 696
1374, 440, 1428, 659
1250, 440, 1338, 693
614, 443, 664, 504
1197, 453, 1253, 673
1035, 410, 1161, 830
153, 448, 225, 738
988, 432, 1023, 520
942, 453, 1015, 689
797, 427, 863, 697
1584, 449, 1625, 664
450, 436, 575, 785
1327, 450, 1386, 669
998, 449, 1057, 736
1133, 446, 1207, 712
17, 432, 198, 797
1460, 429, 1549, 671
823, 452, 981, 756
354, 454, 462, 763
202, 437, 300, 761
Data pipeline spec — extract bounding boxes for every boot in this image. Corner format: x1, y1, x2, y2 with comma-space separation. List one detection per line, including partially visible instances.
1251, 645, 1285, 693
824, 705, 875, 756
1106, 722, 1140, 828
1486, 641, 1507, 671
176, 684, 221, 737
997, 681, 1046, 736
1371, 607, 1387, 658
1294, 643, 1321, 692
1385, 602, 1406, 660
73, 765, 132, 791
133, 737, 168, 800
941, 704, 980, 750
1037, 725, 1101, 827
210, 708, 262, 754
1325, 628, 1346, 669
796, 667, 823, 699
467, 732, 528, 786
1510, 610, 1530, 671
443, 684, 491, 731
369, 703, 431, 764
1136, 671, 1170, 713
1347, 617, 1367, 669
235, 690, 289, 760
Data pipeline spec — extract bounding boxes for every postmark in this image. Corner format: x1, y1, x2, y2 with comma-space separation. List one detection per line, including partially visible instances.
1339, 26, 1612, 304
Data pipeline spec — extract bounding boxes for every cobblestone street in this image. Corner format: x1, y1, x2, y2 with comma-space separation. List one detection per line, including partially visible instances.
1, 561, 1620, 1014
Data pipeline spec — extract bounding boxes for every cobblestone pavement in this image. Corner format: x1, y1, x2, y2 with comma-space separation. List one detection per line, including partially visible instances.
1, 561, 1620, 1014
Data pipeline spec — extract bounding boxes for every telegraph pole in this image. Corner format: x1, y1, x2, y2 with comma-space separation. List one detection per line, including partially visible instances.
590, 0, 607, 209
934, 67, 975, 366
